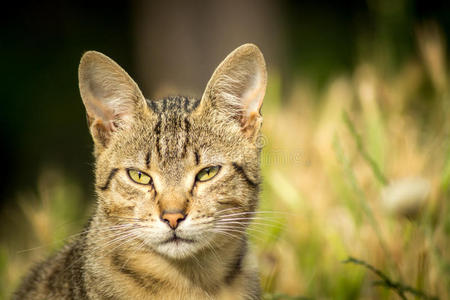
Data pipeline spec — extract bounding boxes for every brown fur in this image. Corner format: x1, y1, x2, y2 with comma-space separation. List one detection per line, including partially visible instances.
14, 43, 267, 299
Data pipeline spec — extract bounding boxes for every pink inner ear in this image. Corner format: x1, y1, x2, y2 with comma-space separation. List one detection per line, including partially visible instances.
198, 44, 267, 137
90, 118, 114, 148
241, 72, 265, 118
241, 111, 262, 140
84, 93, 116, 125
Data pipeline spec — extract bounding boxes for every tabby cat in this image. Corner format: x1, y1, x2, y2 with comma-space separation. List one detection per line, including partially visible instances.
14, 43, 267, 299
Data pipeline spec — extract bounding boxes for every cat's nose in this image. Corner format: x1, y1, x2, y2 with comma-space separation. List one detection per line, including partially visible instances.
161, 210, 186, 229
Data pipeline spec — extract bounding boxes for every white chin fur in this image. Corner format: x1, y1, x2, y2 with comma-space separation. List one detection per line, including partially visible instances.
155, 240, 201, 259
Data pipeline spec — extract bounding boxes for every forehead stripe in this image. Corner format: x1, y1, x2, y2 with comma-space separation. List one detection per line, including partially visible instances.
154, 120, 162, 158
146, 96, 200, 114
181, 118, 191, 159
145, 151, 151, 168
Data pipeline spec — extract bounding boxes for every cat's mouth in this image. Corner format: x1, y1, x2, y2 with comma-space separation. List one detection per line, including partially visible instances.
162, 234, 195, 245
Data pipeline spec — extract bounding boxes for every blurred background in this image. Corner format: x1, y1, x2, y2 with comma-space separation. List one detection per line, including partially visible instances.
1, 0, 449, 299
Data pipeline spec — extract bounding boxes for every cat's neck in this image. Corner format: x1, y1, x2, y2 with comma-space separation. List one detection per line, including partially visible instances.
114, 239, 244, 289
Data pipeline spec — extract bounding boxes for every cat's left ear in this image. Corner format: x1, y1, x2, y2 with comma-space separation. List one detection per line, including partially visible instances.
78, 51, 147, 153
201, 44, 267, 141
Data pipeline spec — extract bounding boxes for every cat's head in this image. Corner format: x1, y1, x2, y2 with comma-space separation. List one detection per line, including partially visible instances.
78, 44, 267, 259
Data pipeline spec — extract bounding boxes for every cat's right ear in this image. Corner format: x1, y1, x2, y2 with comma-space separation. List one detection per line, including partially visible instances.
78, 51, 147, 153
199, 44, 267, 142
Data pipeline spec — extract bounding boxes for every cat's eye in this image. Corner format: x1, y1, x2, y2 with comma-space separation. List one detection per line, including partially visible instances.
196, 166, 221, 182
127, 169, 152, 185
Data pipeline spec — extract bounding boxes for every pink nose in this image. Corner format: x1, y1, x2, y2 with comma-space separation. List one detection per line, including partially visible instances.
161, 211, 186, 229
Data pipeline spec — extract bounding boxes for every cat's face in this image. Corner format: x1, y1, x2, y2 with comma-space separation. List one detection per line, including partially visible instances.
79, 44, 267, 259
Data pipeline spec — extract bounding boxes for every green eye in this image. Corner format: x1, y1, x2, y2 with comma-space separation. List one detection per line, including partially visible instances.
127, 169, 152, 185
196, 166, 221, 182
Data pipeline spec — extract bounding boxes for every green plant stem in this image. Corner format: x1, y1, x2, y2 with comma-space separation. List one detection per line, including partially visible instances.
342, 111, 388, 186
343, 257, 438, 300
333, 135, 389, 256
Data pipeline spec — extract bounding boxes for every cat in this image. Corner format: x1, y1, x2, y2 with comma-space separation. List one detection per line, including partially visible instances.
13, 43, 267, 299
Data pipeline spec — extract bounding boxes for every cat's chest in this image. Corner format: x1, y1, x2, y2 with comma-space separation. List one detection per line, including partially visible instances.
87, 250, 245, 300
103, 265, 245, 300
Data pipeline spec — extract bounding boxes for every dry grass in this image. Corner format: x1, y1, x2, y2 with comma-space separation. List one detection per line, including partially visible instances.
1, 24, 449, 300
256, 23, 449, 299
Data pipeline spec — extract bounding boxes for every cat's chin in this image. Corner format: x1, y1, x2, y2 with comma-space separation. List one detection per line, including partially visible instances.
155, 238, 202, 259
